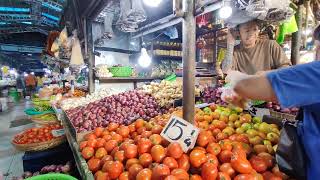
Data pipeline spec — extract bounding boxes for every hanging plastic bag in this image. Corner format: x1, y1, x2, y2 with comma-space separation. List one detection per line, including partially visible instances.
127, 0, 147, 23
58, 27, 68, 48
277, 15, 298, 44
103, 11, 114, 40
70, 31, 84, 66
276, 119, 307, 179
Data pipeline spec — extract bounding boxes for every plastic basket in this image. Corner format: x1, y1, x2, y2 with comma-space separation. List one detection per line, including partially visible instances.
25, 108, 55, 115
108, 66, 133, 77
25, 173, 77, 180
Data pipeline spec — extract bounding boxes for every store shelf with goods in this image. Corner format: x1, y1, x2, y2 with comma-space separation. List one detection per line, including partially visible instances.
152, 55, 182, 60
60, 111, 94, 180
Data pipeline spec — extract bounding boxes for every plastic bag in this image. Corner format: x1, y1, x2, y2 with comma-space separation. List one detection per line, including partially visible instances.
70, 31, 84, 66
103, 11, 114, 40
276, 119, 307, 179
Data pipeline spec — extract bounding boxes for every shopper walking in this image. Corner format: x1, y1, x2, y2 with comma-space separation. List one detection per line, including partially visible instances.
25, 72, 36, 97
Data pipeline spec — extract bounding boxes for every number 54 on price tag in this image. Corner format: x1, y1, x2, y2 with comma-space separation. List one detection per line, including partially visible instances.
160, 116, 200, 152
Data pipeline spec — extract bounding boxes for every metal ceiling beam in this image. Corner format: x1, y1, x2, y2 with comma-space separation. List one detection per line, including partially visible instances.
132, 1, 223, 39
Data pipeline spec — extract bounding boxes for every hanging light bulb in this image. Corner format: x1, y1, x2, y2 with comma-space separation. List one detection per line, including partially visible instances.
218, 0, 233, 19
138, 48, 151, 68
143, 0, 162, 7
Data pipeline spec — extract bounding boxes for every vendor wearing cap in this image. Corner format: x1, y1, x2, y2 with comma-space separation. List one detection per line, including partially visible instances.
219, 20, 292, 75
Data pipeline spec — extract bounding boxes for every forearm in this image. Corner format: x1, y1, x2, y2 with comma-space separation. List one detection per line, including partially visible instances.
233, 75, 278, 102
221, 42, 235, 72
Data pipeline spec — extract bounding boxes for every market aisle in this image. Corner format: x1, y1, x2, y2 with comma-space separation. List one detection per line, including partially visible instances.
0, 101, 34, 180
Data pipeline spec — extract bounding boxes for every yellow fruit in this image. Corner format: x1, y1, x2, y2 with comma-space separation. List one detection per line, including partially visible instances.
228, 114, 239, 122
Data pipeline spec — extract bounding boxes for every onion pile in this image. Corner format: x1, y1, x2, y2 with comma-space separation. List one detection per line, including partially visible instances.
66, 90, 168, 132
200, 86, 227, 105
265, 102, 299, 115
61, 88, 118, 110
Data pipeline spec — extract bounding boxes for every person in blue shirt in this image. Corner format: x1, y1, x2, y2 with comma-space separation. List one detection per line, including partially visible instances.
224, 61, 320, 179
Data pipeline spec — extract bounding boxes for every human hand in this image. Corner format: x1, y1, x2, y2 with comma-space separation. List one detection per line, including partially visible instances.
227, 29, 236, 45
221, 88, 248, 108
225, 70, 251, 88
255, 71, 266, 76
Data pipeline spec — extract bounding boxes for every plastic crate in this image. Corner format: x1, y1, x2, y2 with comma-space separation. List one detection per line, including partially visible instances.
108, 66, 133, 77
25, 173, 77, 180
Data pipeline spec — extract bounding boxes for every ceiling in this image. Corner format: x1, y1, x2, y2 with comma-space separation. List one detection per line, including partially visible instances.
0, 0, 67, 36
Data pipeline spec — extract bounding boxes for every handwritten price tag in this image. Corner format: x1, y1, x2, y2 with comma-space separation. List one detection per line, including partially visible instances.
161, 116, 200, 152
248, 107, 270, 118
51, 129, 65, 137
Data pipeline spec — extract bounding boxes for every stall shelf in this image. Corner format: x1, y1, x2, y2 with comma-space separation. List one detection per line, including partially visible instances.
59, 111, 94, 180
97, 77, 158, 88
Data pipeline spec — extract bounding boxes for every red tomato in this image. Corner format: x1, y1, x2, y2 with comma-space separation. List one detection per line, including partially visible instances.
136, 168, 152, 180
234, 174, 255, 180
177, 154, 190, 172
87, 158, 101, 173
95, 147, 108, 159
104, 140, 118, 153
152, 164, 170, 180
139, 153, 153, 168
219, 163, 236, 178
217, 172, 231, 180
206, 142, 221, 156
171, 168, 189, 180
230, 149, 254, 174
218, 150, 233, 163
167, 143, 183, 159
151, 145, 166, 163
118, 171, 129, 180
189, 149, 207, 168
125, 158, 139, 170
124, 144, 138, 159
249, 156, 268, 173
114, 150, 125, 162
205, 153, 219, 167
163, 157, 179, 170
137, 138, 153, 155
201, 162, 218, 180
196, 131, 211, 147
82, 147, 95, 159
80, 141, 88, 150
128, 163, 143, 180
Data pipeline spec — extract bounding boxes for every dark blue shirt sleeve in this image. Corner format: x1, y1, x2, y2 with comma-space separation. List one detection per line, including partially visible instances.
266, 61, 320, 108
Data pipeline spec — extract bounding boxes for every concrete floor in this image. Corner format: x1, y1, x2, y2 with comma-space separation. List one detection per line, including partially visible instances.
0, 101, 35, 180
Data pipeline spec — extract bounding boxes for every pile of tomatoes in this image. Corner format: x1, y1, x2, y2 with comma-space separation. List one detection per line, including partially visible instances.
80, 114, 288, 180
13, 124, 63, 144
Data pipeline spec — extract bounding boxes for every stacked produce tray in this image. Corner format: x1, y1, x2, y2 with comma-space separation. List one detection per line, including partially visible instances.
60, 111, 94, 180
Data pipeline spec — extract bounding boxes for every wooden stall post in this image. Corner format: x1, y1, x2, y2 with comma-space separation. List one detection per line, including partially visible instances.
86, 19, 95, 93
291, 4, 303, 65
182, 0, 196, 123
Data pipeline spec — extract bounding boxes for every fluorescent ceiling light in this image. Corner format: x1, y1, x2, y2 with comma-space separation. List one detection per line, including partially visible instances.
218, 6, 232, 19
143, 0, 162, 7
41, 12, 60, 21
42, 2, 63, 12
21, 21, 32, 25
0, 7, 30, 12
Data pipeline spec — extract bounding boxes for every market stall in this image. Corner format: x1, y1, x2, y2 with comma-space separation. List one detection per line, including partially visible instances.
3, 0, 317, 179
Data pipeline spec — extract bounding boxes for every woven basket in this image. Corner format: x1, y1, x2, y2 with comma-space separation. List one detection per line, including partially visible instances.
109, 66, 133, 77
270, 110, 296, 121
31, 117, 59, 125
12, 136, 66, 152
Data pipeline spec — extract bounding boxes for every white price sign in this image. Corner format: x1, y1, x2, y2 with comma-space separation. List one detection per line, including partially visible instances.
248, 107, 270, 118
51, 129, 65, 137
160, 116, 200, 152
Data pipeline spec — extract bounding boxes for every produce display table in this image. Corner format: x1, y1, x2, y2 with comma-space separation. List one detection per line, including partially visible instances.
59, 111, 94, 180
